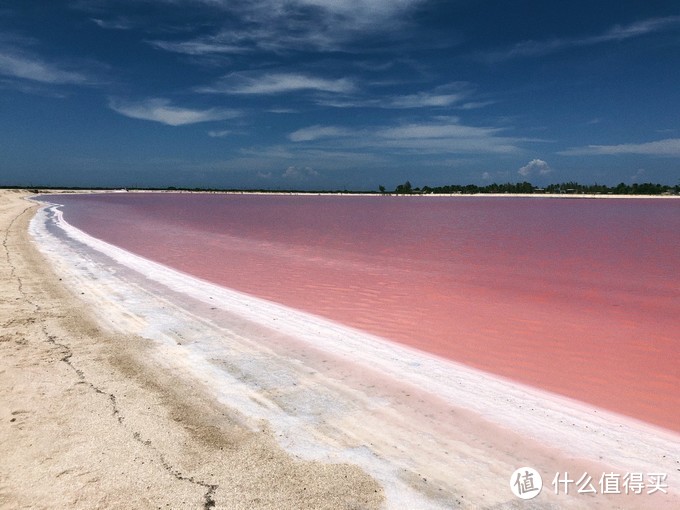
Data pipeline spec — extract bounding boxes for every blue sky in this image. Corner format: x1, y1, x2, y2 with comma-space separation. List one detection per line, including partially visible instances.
1, 1, 679, 189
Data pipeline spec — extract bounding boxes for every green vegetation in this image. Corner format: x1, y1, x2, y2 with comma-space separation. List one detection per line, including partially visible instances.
394, 181, 413, 194
393, 180, 679, 195
2, 180, 678, 196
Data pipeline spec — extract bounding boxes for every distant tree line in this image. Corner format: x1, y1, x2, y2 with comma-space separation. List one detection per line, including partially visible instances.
387, 180, 680, 195
3, 181, 678, 196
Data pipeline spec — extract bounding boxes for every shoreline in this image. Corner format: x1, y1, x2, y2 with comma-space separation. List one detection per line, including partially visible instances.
40, 189, 680, 434
3, 189, 679, 508
32, 200, 680, 445
0, 190, 383, 509
14, 187, 680, 199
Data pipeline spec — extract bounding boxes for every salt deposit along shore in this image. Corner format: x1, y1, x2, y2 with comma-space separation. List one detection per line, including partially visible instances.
2, 189, 679, 509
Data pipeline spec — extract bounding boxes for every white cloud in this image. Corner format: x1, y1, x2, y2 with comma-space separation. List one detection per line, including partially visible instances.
108, 97, 240, 126
604, 16, 680, 40
459, 100, 495, 110
207, 129, 231, 138
0, 49, 90, 84
312, 97, 379, 108
313, 83, 495, 111
150, 0, 426, 54
559, 138, 680, 157
199, 72, 356, 95
389, 92, 465, 108
91, 17, 133, 30
386, 82, 471, 108
518, 159, 552, 177
227, 144, 393, 174
149, 40, 247, 55
197, 0, 421, 21
288, 117, 526, 155
268, 107, 298, 114
292, 0, 420, 19
377, 120, 501, 140
282, 165, 319, 179
483, 15, 680, 61
289, 125, 353, 142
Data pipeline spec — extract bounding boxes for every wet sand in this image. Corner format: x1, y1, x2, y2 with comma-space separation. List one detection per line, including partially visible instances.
2, 189, 679, 509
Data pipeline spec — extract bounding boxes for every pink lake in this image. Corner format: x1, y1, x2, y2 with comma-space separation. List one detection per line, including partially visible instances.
44, 193, 680, 433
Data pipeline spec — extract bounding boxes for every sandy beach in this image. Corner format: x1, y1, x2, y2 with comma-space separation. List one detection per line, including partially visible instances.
0, 190, 382, 509
2, 189, 679, 509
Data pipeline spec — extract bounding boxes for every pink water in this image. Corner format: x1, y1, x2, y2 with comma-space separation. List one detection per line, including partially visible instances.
45, 193, 680, 432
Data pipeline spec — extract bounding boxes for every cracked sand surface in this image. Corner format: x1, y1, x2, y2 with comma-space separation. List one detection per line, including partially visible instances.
0, 190, 383, 509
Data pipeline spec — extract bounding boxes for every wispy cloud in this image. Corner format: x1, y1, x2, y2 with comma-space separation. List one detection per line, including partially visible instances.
108, 97, 240, 126
149, 39, 248, 55
0, 48, 91, 84
207, 129, 231, 138
559, 138, 680, 157
232, 144, 388, 174
387, 83, 470, 108
192, 0, 422, 21
603, 16, 680, 40
459, 100, 495, 110
148, 0, 427, 55
289, 117, 525, 155
91, 17, 133, 30
282, 165, 319, 179
198, 72, 356, 95
483, 15, 680, 62
313, 83, 489, 111
376, 120, 501, 141
288, 125, 354, 142
293, 0, 420, 20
